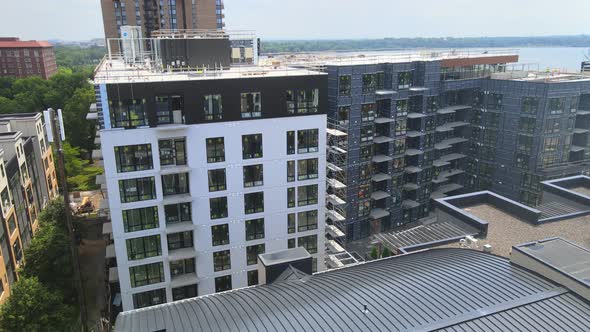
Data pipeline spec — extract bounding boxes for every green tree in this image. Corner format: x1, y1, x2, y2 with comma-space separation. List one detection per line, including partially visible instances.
370, 246, 379, 260
382, 247, 392, 258
0, 277, 77, 331
62, 86, 96, 154
62, 142, 102, 191
0, 97, 23, 114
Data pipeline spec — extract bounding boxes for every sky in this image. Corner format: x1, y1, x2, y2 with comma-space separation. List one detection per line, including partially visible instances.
0, 0, 589, 41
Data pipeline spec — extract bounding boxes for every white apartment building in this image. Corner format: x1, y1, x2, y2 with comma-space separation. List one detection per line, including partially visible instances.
94, 31, 328, 310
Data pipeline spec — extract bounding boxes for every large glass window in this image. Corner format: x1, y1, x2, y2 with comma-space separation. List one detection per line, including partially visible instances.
119, 177, 156, 203
155, 95, 183, 124
297, 158, 318, 180
246, 244, 265, 265
164, 202, 191, 224
519, 117, 536, 134
244, 192, 264, 214
204, 94, 223, 120
132, 288, 166, 309
287, 131, 295, 155
298, 185, 318, 206
159, 138, 186, 166
286, 90, 295, 114
297, 129, 319, 153
298, 235, 318, 254
126, 235, 161, 260
543, 137, 559, 151
110, 99, 148, 128
114, 144, 153, 173
247, 270, 259, 286
206, 137, 225, 163
123, 206, 159, 232
362, 72, 384, 93
396, 99, 408, 116
339, 75, 351, 96
297, 89, 319, 114
172, 284, 198, 301
522, 97, 539, 114
297, 210, 318, 232
162, 173, 189, 196
287, 187, 295, 208
544, 119, 561, 134
288, 213, 296, 234
549, 97, 565, 114
287, 161, 295, 182
211, 224, 229, 246
215, 275, 232, 293
130, 262, 164, 287
210, 197, 228, 219
167, 231, 193, 250
213, 250, 231, 271
208, 169, 227, 192
398, 72, 413, 89
240, 92, 262, 118
242, 134, 263, 159
361, 103, 376, 122
6, 214, 15, 235
243, 164, 263, 187
245, 218, 265, 241
170, 258, 195, 278
1, 188, 10, 215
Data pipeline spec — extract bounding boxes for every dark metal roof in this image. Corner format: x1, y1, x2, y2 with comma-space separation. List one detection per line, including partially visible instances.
116, 249, 590, 332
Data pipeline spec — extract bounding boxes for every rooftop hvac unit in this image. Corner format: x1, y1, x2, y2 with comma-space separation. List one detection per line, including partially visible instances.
121, 26, 144, 64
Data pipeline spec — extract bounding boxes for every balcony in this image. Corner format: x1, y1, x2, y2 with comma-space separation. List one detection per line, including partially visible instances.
370, 191, 390, 201
434, 137, 468, 150
369, 208, 390, 220
170, 273, 199, 289
404, 166, 423, 174
436, 121, 469, 133
327, 240, 345, 254
166, 221, 194, 234
374, 136, 394, 144
405, 149, 423, 157
372, 154, 393, 163
437, 105, 471, 115
327, 210, 346, 222
168, 247, 197, 261
327, 194, 346, 206
326, 225, 345, 238
403, 182, 420, 191
374, 117, 395, 124
327, 178, 347, 189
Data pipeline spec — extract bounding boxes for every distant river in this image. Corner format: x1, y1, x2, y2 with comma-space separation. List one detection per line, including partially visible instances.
514, 47, 590, 72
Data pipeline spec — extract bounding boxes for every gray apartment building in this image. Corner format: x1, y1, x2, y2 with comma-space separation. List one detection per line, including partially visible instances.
312, 51, 590, 242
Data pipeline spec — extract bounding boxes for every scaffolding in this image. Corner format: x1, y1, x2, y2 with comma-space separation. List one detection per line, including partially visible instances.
325, 119, 349, 243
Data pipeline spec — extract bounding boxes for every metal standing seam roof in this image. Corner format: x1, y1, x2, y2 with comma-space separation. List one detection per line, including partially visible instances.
115, 249, 590, 332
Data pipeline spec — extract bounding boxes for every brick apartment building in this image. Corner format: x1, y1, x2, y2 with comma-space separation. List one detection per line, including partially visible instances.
0, 38, 58, 80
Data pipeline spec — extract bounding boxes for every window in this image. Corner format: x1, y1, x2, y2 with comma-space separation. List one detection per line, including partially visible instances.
288, 213, 296, 234
167, 231, 193, 250
338, 106, 350, 125
297, 129, 319, 153
13, 241, 22, 264
170, 258, 195, 277
1, 188, 10, 214
358, 200, 371, 217
298, 235, 318, 254
211, 224, 229, 246
164, 202, 191, 224
240, 92, 261, 118
286, 90, 295, 114
339, 75, 351, 96
155, 95, 183, 124
247, 270, 259, 286
549, 97, 565, 114
130, 262, 164, 288
288, 187, 295, 208
206, 137, 225, 163
396, 99, 408, 116
543, 137, 559, 152
426, 96, 439, 113
288, 238, 296, 249
298, 185, 318, 206
361, 103, 376, 122
298, 210, 318, 232
240, 135, 266, 164
133, 288, 166, 309
287, 131, 295, 155
114, 144, 152, 172
126, 235, 161, 260
243, 165, 263, 187
297, 158, 318, 180
519, 117, 536, 134
215, 275, 232, 292
213, 250, 231, 272
297, 89, 319, 114
398, 72, 413, 89
245, 192, 264, 214
487, 93, 503, 110
110, 99, 148, 128
517, 134, 533, 153
287, 160, 295, 182
159, 138, 186, 166
245, 218, 265, 241
204, 94, 222, 120
162, 173, 189, 196
208, 169, 227, 192
522, 97, 539, 114
210, 197, 228, 219
172, 284, 198, 301
123, 206, 159, 232
545, 119, 561, 134
362, 73, 384, 93
119, 177, 156, 203
246, 244, 265, 265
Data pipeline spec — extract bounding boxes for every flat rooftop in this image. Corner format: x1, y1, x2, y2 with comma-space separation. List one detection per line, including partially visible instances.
115, 248, 590, 332
456, 203, 590, 257
93, 57, 326, 85
516, 238, 590, 286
